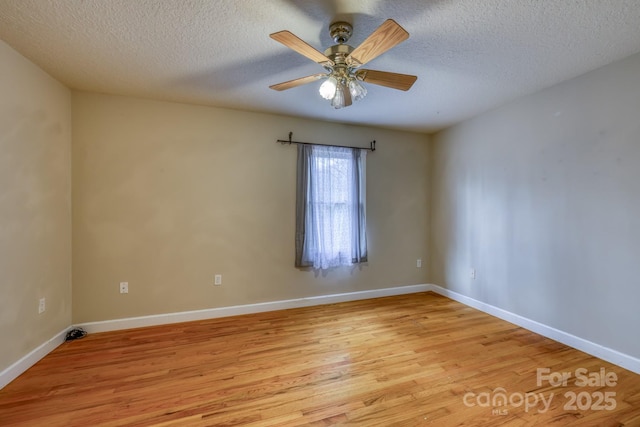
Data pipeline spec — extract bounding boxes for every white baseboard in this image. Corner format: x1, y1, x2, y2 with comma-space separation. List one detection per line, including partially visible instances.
5, 283, 635, 391
429, 284, 640, 375
0, 328, 68, 390
77, 284, 432, 334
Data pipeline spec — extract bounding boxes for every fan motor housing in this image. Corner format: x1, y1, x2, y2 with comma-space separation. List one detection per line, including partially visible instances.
324, 43, 354, 61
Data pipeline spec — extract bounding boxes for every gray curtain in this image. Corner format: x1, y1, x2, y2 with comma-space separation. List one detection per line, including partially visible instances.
295, 144, 312, 267
295, 144, 367, 269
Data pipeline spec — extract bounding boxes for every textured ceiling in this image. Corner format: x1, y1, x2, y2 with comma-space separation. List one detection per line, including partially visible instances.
2, 0, 640, 133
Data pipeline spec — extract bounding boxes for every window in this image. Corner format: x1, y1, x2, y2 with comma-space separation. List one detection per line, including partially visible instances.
295, 144, 367, 269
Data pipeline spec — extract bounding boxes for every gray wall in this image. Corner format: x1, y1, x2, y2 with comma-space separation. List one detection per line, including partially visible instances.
431, 52, 640, 358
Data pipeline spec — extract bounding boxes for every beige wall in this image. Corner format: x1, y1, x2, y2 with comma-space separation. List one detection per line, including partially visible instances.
71, 93, 431, 323
0, 41, 72, 371
431, 52, 640, 358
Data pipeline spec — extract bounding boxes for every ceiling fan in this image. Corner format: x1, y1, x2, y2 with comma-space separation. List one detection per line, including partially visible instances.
269, 19, 417, 109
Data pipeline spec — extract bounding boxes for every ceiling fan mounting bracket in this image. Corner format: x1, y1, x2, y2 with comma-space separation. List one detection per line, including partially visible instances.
329, 21, 353, 44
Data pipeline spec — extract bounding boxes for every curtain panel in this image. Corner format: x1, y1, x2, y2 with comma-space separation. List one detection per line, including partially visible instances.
295, 144, 367, 269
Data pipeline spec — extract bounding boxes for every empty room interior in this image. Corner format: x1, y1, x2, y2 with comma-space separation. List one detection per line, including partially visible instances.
1, 1, 640, 425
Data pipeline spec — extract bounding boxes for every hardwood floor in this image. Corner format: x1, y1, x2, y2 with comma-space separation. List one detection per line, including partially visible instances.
1, 292, 639, 426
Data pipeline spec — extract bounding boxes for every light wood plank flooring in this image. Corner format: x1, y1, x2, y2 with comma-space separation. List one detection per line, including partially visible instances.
1, 292, 639, 426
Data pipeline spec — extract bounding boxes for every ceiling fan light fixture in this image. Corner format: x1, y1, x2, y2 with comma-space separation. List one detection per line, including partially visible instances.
348, 78, 367, 102
319, 76, 338, 100
331, 84, 346, 109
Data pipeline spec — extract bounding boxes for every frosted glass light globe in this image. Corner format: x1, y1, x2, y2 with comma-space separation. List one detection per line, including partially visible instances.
319, 76, 338, 100
348, 79, 367, 102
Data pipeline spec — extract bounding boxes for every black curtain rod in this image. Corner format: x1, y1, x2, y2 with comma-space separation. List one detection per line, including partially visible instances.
276, 132, 376, 152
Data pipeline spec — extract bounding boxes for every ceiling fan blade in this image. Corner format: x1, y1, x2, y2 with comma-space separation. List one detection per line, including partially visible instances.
269, 73, 327, 91
270, 31, 334, 66
356, 69, 417, 91
347, 19, 409, 67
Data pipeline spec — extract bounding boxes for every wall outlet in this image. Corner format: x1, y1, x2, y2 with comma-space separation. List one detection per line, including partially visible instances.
38, 298, 46, 314
119, 282, 129, 293
417, 259, 422, 268
470, 268, 476, 280
214, 274, 222, 285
